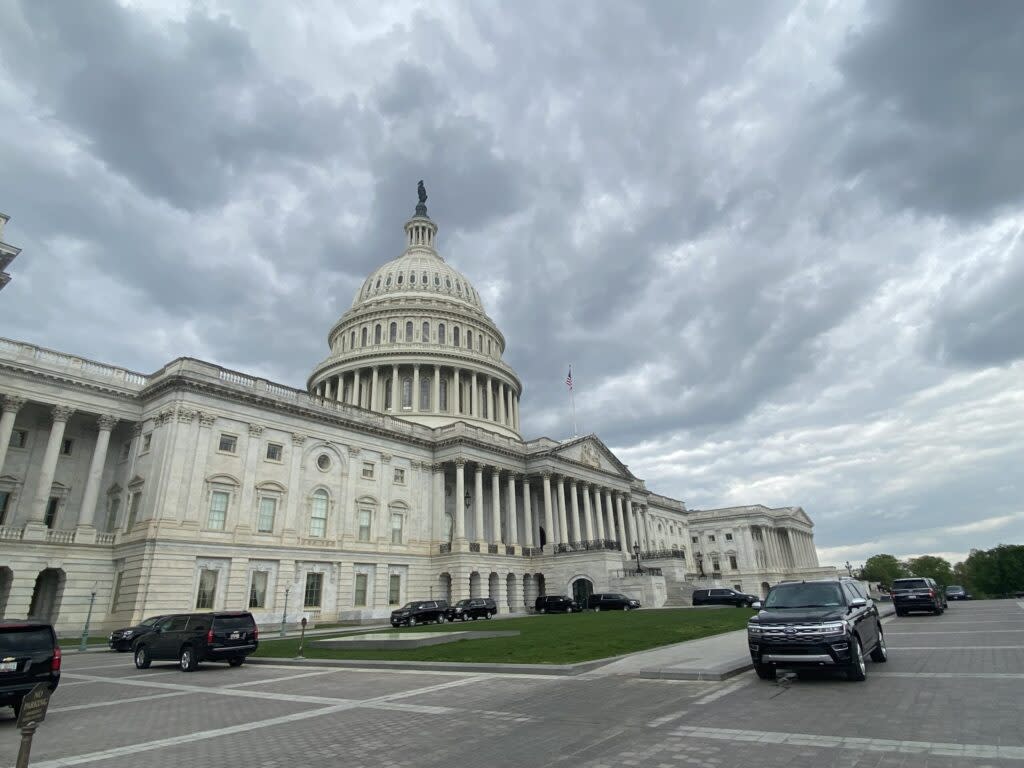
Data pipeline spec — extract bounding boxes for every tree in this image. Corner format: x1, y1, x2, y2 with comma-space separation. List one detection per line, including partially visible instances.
961, 545, 1024, 597
859, 554, 906, 587
904, 555, 954, 587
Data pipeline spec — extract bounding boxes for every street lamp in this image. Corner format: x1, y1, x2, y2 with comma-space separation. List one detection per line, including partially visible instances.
633, 542, 643, 574
79, 582, 98, 652
696, 552, 705, 577
279, 585, 290, 638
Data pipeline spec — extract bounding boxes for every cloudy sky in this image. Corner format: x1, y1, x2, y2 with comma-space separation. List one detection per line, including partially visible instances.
2, 0, 1022, 568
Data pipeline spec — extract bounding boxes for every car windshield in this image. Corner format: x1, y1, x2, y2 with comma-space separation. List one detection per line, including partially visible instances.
893, 579, 928, 590
764, 583, 843, 608
946, 586, 964, 592
457, 600, 472, 607
140, 616, 163, 626
400, 603, 418, 610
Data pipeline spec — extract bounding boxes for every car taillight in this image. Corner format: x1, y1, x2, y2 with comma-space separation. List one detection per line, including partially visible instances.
52, 646, 62, 672
252, 627, 259, 641
207, 630, 214, 644
928, 590, 935, 598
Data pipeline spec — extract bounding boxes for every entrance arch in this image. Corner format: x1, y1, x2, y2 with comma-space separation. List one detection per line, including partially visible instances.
437, 573, 452, 602
0, 567, 12, 618
571, 577, 594, 607
28, 568, 66, 624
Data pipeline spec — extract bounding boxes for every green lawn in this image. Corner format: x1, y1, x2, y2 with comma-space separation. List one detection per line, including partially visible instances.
253, 608, 753, 665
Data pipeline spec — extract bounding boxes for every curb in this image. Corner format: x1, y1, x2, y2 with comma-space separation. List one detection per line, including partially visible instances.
247, 655, 611, 676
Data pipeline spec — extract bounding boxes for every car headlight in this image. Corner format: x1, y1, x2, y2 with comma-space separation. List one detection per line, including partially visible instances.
821, 621, 847, 635
747, 623, 762, 635
122, 631, 134, 638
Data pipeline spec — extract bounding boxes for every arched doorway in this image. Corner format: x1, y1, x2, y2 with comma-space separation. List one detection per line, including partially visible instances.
488, 572, 500, 603
469, 571, 482, 598
505, 573, 517, 612
28, 568, 65, 623
571, 577, 594, 607
0, 566, 12, 618
437, 573, 452, 602
761, 581, 771, 598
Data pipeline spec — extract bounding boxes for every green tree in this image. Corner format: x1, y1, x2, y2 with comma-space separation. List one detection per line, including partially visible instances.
904, 555, 954, 587
859, 554, 906, 588
962, 545, 1024, 597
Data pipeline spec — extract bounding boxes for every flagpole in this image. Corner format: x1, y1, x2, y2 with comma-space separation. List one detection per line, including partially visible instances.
570, 362, 577, 437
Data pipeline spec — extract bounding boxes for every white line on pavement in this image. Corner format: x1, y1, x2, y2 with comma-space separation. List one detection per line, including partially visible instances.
875, 672, 1024, 679
885, 629, 1024, 634
647, 678, 751, 728
886, 645, 1024, 650
48, 692, 190, 714
222, 669, 342, 688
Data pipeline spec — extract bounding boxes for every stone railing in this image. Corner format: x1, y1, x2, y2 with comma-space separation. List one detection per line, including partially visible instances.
0, 525, 24, 541
96, 532, 116, 545
640, 549, 688, 560
487, 544, 499, 554
468, 542, 481, 553
46, 529, 76, 544
612, 567, 663, 577
438, 543, 452, 554
434, 421, 523, 447
555, 539, 621, 554
0, 337, 148, 388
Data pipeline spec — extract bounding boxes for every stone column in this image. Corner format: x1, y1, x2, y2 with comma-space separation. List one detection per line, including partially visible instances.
471, 372, 478, 417
603, 490, 616, 543
233, 423, 263, 532
490, 467, 502, 544
582, 484, 594, 541
486, 377, 493, 420
454, 460, 466, 541
497, 382, 506, 424
594, 488, 606, 540
569, 481, 581, 542
0, 395, 26, 475
352, 370, 361, 406
390, 364, 399, 411
370, 366, 379, 410
432, 463, 445, 544
474, 464, 485, 544
76, 414, 118, 532
513, 396, 520, 430
433, 365, 441, 414
506, 388, 514, 427
28, 405, 75, 525
507, 472, 519, 547
412, 364, 421, 412
615, 494, 627, 552
555, 476, 569, 545
521, 475, 534, 548
627, 501, 639, 551
541, 472, 554, 551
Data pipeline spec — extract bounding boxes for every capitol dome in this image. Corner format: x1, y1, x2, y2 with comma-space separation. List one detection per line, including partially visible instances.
308, 185, 522, 438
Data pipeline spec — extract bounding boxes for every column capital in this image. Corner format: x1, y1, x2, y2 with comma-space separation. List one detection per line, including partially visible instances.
568, 478, 577, 489
248, 423, 264, 437
132, 422, 144, 437
474, 463, 484, 475
514, 472, 525, 482
176, 408, 196, 424
198, 412, 217, 428
432, 462, 446, 473
51, 404, 75, 423
380, 453, 392, 464
455, 458, 467, 468
2, 394, 27, 413
489, 465, 502, 476
156, 407, 175, 426
540, 470, 553, 479
96, 414, 119, 431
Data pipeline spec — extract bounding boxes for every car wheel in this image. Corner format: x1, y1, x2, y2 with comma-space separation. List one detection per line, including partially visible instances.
539, 608, 546, 614
754, 664, 775, 681
437, 614, 446, 624
460, 615, 467, 621
895, 609, 905, 617
567, 607, 574, 613
484, 612, 491, 620
134, 645, 151, 670
869, 628, 888, 663
228, 657, 245, 667
409, 617, 417, 627
846, 637, 867, 682
594, 605, 601, 612
179, 645, 198, 672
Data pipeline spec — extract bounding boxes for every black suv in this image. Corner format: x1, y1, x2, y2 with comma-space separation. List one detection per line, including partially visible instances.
390, 600, 450, 627
692, 588, 757, 607
747, 579, 887, 681
891, 577, 947, 615
109, 614, 167, 652
446, 598, 497, 622
587, 593, 641, 611
534, 595, 580, 613
0, 622, 61, 717
133, 611, 258, 671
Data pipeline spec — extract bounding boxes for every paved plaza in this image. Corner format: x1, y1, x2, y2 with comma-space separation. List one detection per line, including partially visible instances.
3, 600, 1023, 767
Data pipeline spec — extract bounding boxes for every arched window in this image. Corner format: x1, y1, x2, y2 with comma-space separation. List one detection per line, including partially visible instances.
405, 321, 413, 341
422, 272, 428, 285
422, 321, 429, 341
438, 323, 446, 345
397, 273, 403, 285
467, 330, 473, 349
439, 377, 448, 411
389, 322, 397, 343
453, 327, 461, 346
487, 339, 491, 355
340, 335, 346, 352
350, 331, 356, 349
477, 336, 482, 352
361, 328, 367, 347
482, 387, 489, 418
409, 273, 415, 285
310, 490, 328, 538
375, 278, 381, 289
374, 324, 382, 345
401, 377, 413, 409
420, 376, 431, 410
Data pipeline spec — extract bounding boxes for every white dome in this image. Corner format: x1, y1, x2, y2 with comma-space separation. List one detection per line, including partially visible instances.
352, 245, 485, 314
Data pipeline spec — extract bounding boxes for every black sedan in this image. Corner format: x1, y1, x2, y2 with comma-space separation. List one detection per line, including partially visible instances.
108, 615, 167, 651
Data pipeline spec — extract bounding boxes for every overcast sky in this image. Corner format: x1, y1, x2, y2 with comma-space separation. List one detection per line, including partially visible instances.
2, 0, 1022, 568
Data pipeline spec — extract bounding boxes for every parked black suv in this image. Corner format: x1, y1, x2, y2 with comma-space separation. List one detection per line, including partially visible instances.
747, 578, 886, 681
587, 593, 641, 611
390, 600, 450, 627
446, 598, 497, 621
891, 577, 947, 616
133, 611, 258, 671
108, 614, 167, 652
534, 595, 580, 613
692, 588, 757, 607
0, 622, 61, 717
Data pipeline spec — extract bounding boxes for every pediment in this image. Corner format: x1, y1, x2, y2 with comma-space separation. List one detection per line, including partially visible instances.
550, 434, 634, 479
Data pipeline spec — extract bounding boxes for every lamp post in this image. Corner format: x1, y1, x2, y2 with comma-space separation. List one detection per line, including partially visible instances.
633, 542, 643, 575
845, 560, 854, 577
696, 552, 705, 577
78, 583, 98, 652
279, 585, 290, 638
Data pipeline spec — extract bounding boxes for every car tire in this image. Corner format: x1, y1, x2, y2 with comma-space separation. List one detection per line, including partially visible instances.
228, 657, 245, 667
869, 628, 888, 663
895, 609, 905, 617
484, 612, 491, 620
594, 605, 601, 612
437, 614, 446, 624
134, 645, 151, 669
409, 617, 417, 627
179, 645, 198, 672
754, 663, 775, 681
846, 637, 867, 682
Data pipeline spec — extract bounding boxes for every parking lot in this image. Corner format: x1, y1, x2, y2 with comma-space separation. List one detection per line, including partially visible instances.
2, 599, 1023, 767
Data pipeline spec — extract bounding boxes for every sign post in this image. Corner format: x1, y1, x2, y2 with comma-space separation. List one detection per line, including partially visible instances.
15, 683, 52, 768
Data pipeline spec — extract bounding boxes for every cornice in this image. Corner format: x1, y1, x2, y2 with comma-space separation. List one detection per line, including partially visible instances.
0, 362, 145, 407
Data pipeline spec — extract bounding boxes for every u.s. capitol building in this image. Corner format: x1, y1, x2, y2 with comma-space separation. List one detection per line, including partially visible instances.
0, 189, 833, 633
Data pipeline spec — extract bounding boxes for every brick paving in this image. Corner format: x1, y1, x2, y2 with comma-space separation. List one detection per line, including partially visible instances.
1, 600, 1021, 767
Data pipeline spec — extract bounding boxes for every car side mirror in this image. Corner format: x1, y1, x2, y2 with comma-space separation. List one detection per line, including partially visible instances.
849, 598, 867, 610
751, 601, 762, 610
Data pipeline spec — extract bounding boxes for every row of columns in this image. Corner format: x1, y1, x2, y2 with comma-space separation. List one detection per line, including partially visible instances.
314, 364, 520, 431
753, 526, 817, 569
0, 396, 118, 531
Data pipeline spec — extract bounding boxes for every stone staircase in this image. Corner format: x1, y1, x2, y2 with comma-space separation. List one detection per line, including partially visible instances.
663, 576, 696, 607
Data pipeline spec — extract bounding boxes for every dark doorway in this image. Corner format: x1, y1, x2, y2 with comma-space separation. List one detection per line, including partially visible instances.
572, 577, 594, 607
28, 568, 65, 623
538, 527, 547, 547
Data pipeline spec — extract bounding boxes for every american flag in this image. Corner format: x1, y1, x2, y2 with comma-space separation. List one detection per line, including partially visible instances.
565, 366, 573, 390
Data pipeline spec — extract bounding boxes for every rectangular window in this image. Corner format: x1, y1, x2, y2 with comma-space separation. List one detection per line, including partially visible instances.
127, 491, 142, 528
709, 534, 716, 542
354, 573, 368, 607
361, 462, 374, 479
218, 434, 238, 453
304, 572, 323, 608
257, 497, 276, 533
309, 493, 328, 538
691, 536, 698, 543
265, 443, 283, 462
393, 468, 405, 484
249, 571, 268, 608
105, 497, 120, 532
142, 433, 152, 452
729, 555, 738, 570
391, 513, 403, 545
110, 572, 126, 611
44, 497, 59, 528
0, 490, 9, 526
207, 490, 229, 530
388, 574, 401, 605
195, 569, 218, 609
10, 429, 28, 449
60, 438, 74, 456
358, 509, 371, 542
712, 559, 721, 572
725, 533, 733, 541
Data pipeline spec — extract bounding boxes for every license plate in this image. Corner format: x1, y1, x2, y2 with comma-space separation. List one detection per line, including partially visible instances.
230, 632, 240, 639
0, 661, 17, 672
